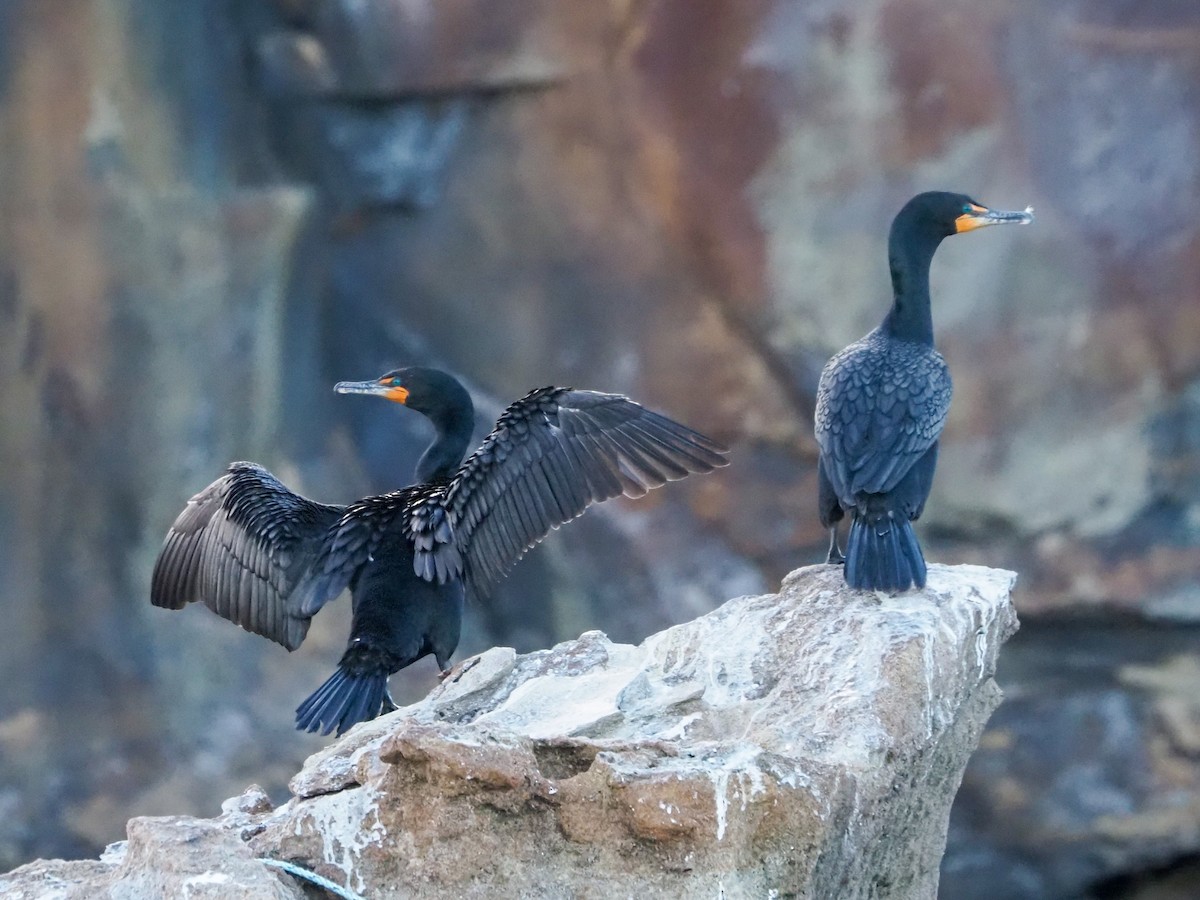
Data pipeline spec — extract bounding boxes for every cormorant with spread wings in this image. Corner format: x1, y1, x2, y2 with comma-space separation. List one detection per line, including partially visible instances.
151, 367, 727, 735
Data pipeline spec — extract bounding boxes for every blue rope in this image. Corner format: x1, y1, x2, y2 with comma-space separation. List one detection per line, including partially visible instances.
257, 858, 368, 900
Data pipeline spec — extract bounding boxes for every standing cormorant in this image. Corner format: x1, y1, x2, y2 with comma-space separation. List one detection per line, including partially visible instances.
815, 191, 1032, 592
152, 367, 727, 734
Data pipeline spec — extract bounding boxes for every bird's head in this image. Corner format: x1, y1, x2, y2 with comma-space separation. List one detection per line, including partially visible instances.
335, 366, 473, 423
895, 191, 1035, 239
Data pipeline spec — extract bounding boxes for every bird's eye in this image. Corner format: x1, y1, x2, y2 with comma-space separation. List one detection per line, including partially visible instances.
962, 204, 973, 214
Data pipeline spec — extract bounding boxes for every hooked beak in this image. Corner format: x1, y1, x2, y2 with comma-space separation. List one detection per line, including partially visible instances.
335, 379, 410, 404
956, 202, 1035, 233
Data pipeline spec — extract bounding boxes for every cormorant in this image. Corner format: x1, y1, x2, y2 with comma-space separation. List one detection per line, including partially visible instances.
815, 191, 1032, 592
152, 367, 728, 734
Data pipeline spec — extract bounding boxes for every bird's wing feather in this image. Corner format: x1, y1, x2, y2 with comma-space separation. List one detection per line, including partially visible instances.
288, 487, 426, 618
408, 489, 462, 583
815, 338, 952, 501
430, 387, 728, 599
150, 462, 343, 650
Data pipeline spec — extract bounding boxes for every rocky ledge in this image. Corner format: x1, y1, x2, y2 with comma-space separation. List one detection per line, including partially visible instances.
2, 563, 1018, 899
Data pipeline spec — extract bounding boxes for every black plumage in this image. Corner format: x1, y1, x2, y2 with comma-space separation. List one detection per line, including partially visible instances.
815, 191, 1032, 592
152, 367, 728, 735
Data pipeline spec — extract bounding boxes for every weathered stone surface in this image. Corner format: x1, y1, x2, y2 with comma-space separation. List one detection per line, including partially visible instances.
4, 0, 1200, 894
2, 564, 1017, 898
0, 810, 301, 900
944, 622, 1200, 900
257, 1, 563, 98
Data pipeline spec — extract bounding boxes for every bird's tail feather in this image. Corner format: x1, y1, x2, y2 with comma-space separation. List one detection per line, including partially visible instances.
295, 667, 388, 736
845, 513, 926, 592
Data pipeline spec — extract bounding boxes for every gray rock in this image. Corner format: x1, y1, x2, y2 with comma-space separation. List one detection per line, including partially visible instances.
944, 622, 1200, 900
5, 0, 1200, 891
0, 814, 301, 900
2, 564, 1017, 899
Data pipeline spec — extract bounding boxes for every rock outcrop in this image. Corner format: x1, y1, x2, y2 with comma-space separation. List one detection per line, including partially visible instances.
4, 2, 1200, 890
944, 623, 1200, 899
1, 564, 1017, 899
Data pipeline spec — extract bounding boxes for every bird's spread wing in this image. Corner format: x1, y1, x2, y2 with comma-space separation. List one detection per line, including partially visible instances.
151, 463, 344, 650
425, 387, 728, 599
815, 338, 952, 501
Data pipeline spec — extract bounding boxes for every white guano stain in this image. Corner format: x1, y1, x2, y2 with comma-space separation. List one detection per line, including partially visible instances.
710, 745, 768, 840
299, 785, 389, 895
182, 871, 232, 900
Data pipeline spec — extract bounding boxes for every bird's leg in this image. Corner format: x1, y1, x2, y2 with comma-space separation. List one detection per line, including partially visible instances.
438, 655, 480, 684
380, 689, 398, 715
826, 527, 845, 565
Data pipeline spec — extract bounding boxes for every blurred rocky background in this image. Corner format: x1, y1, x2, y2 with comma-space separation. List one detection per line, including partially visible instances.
0, 1, 1197, 898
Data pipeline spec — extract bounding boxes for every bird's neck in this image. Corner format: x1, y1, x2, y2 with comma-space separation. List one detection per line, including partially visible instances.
883, 226, 943, 345
415, 408, 475, 484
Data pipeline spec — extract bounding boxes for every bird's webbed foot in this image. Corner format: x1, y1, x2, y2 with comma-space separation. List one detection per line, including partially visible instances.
438, 655, 480, 685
